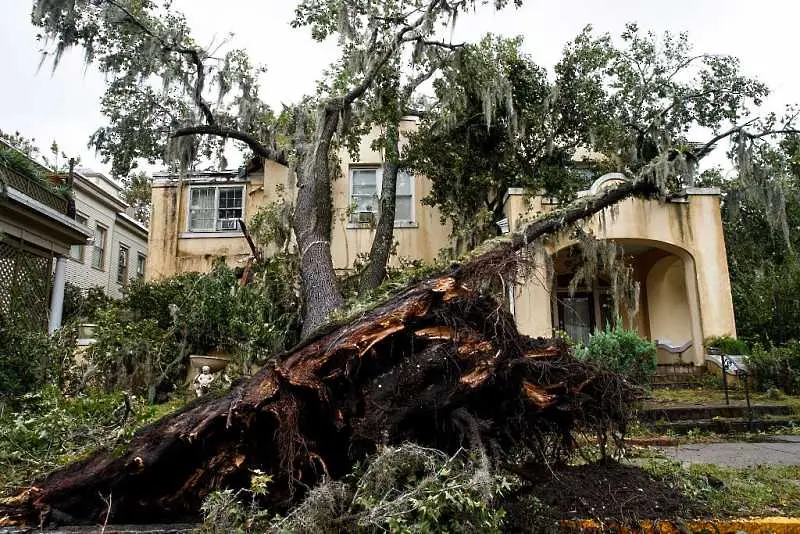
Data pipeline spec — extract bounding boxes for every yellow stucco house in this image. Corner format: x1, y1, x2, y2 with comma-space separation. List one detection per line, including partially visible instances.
148, 118, 736, 366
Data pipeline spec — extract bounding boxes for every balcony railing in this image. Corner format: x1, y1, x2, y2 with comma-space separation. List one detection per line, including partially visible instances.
0, 163, 69, 215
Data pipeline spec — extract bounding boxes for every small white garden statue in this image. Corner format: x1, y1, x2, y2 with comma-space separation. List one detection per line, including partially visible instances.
193, 365, 215, 397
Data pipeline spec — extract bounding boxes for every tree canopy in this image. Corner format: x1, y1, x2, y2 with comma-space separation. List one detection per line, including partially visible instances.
29, 2, 800, 336
405, 24, 780, 249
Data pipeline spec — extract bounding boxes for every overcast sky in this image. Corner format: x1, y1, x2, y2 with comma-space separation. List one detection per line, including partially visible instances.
1, 0, 798, 175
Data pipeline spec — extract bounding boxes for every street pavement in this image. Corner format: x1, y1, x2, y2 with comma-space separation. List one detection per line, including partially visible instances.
657, 436, 800, 467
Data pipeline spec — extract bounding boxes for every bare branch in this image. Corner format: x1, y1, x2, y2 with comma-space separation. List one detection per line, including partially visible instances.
172, 125, 287, 165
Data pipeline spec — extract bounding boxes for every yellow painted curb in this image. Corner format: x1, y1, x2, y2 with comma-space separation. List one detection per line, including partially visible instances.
561, 516, 800, 533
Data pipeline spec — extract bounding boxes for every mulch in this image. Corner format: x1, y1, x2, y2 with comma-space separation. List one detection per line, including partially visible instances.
503, 460, 707, 532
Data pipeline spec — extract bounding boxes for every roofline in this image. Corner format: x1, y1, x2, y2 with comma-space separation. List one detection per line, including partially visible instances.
116, 211, 149, 236
72, 173, 128, 211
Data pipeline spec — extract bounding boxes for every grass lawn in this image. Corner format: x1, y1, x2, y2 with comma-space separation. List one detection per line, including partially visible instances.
641, 458, 800, 518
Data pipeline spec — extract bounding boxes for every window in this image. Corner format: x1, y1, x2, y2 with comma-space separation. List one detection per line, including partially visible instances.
348, 167, 415, 225
395, 170, 414, 222
136, 253, 146, 279
92, 224, 107, 269
188, 186, 244, 232
117, 245, 129, 284
350, 168, 379, 224
70, 213, 88, 261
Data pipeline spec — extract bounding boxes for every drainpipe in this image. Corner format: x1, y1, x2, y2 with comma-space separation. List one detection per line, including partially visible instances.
48, 255, 67, 334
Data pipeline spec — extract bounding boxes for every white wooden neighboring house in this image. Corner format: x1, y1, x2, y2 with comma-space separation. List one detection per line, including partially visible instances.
65, 168, 149, 299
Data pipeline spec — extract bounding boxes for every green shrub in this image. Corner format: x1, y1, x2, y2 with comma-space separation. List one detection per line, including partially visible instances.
85, 309, 180, 402
746, 341, 800, 394
576, 325, 657, 385
0, 316, 74, 403
706, 335, 749, 355
62, 283, 115, 323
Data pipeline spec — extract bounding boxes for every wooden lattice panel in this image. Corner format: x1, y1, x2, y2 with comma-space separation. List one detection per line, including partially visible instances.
0, 238, 53, 330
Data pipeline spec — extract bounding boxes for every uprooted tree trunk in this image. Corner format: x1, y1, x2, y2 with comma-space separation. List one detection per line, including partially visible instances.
0, 180, 657, 527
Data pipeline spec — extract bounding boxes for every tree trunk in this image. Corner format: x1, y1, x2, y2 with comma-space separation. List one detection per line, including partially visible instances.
359, 123, 400, 294
295, 105, 346, 337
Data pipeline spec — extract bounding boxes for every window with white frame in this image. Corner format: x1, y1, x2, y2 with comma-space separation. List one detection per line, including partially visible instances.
349, 167, 415, 225
350, 168, 379, 224
188, 186, 244, 232
395, 170, 414, 222
117, 244, 129, 284
92, 224, 107, 269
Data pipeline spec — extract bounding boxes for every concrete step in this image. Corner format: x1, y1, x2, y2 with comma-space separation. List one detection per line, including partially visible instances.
638, 403, 792, 422
653, 363, 701, 375
650, 382, 698, 389
647, 416, 799, 434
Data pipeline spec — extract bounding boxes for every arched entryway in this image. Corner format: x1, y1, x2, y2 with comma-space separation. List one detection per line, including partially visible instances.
550, 239, 703, 364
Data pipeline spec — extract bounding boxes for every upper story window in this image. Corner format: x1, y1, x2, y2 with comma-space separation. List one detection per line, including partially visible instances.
395, 170, 414, 223
70, 213, 88, 262
136, 253, 146, 279
92, 224, 107, 270
117, 244, 129, 285
188, 185, 244, 232
350, 168, 379, 224
349, 166, 415, 226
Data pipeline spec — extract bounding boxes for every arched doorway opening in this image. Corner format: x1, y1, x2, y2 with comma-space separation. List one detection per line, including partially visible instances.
551, 239, 702, 363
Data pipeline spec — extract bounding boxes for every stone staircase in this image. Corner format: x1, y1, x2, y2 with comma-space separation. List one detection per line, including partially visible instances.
638, 402, 796, 434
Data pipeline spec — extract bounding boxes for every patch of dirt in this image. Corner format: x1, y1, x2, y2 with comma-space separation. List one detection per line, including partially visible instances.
505, 460, 706, 530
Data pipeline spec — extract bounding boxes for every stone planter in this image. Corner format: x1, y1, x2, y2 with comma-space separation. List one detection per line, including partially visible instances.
189, 353, 230, 373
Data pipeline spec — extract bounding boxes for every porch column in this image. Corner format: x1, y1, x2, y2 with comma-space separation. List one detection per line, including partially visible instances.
681, 255, 705, 366
48, 255, 67, 334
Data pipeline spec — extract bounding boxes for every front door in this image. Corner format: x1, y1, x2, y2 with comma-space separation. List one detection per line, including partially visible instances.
556, 292, 594, 346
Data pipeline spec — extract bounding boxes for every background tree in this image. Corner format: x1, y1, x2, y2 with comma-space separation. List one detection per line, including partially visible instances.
120, 170, 152, 226
701, 136, 800, 345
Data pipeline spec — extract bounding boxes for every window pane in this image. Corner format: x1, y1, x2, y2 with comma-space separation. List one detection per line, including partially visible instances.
92, 226, 106, 269
190, 188, 215, 208
189, 210, 215, 231
218, 187, 243, 221
395, 196, 412, 221
397, 171, 413, 195
137, 254, 146, 278
70, 215, 88, 261
352, 169, 377, 196
352, 196, 377, 213
117, 246, 129, 284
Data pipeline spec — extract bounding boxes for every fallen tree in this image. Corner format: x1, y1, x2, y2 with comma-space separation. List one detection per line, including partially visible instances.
0, 181, 655, 527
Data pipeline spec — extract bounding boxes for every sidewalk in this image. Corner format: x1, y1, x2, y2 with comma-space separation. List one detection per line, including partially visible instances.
657, 435, 800, 467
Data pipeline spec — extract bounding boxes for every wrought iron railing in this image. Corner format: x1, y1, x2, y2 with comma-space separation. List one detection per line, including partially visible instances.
0, 163, 69, 214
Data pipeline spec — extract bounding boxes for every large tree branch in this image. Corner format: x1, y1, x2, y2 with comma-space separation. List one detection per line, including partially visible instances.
749, 128, 800, 140
172, 125, 287, 165
510, 179, 660, 251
